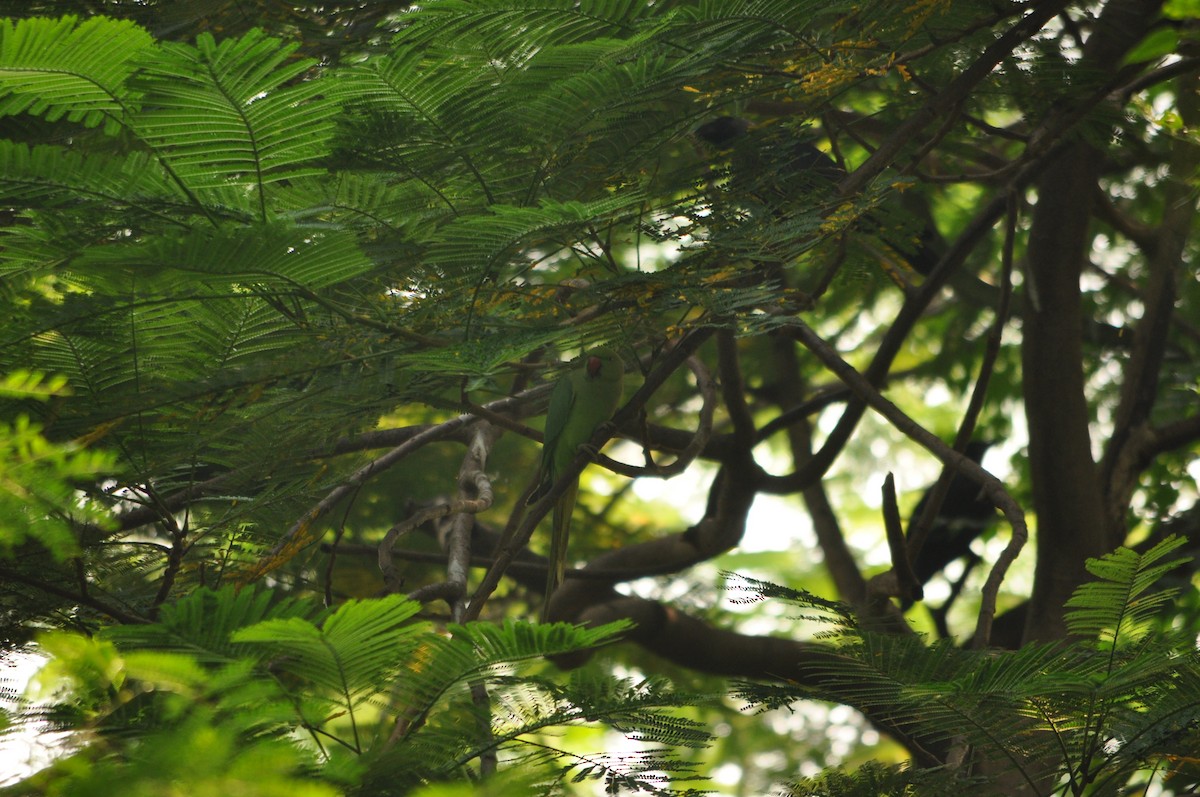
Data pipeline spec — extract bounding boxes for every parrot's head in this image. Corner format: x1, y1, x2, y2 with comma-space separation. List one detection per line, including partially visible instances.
584, 348, 624, 383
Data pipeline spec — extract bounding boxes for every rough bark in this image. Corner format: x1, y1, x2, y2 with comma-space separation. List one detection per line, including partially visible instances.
1019, 0, 1166, 642
1021, 142, 1112, 643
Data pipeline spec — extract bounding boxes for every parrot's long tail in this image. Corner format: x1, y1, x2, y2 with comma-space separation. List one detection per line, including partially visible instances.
541, 481, 577, 622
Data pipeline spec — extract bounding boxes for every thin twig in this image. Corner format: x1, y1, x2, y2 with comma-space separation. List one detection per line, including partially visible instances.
882, 473, 920, 605
838, 0, 1071, 197
0, 567, 146, 625
378, 472, 494, 594
249, 388, 543, 580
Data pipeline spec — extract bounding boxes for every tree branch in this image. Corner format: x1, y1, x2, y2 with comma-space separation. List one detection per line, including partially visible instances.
1099, 73, 1198, 546
464, 328, 716, 621
787, 320, 1027, 648
0, 566, 147, 626
246, 387, 546, 581
602, 355, 717, 480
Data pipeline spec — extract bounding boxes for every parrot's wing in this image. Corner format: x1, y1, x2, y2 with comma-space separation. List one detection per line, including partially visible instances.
527, 372, 577, 505
541, 372, 577, 467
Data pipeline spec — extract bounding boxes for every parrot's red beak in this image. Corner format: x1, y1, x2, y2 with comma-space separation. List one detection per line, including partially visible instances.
586, 355, 602, 377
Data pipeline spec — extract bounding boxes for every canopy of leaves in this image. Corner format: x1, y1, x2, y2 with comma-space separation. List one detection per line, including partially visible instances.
1, 0, 1199, 795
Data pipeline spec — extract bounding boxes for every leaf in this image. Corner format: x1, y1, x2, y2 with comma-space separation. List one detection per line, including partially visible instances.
0, 142, 184, 214
0, 414, 115, 559
1064, 535, 1191, 647
0, 16, 154, 133
1121, 27, 1179, 65
0, 369, 70, 399
1164, 0, 1200, 18
231, 593, 425, 702
77, 223, 377, 289
133, 30, 338, 195
106, 585, 323, 664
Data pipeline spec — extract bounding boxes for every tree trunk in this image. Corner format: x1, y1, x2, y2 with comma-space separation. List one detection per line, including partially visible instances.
1020, 0, 1164, 644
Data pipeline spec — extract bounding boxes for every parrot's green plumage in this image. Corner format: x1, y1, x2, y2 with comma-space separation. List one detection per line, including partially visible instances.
528, 348, 624, 620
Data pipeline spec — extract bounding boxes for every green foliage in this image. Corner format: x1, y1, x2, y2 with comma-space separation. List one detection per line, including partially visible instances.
0, 1, 1140, 617
0, 370, 114, 558
0, 2, 1198, 796
0, 1, 936, 624
9, 586, 713, 795
15, 541, 1196, 795
734, 537, 1200, 796
780, 760, 971, 797
1064, 537, 1191, 646
0, 15, 153, 132
104, 582, 324, 662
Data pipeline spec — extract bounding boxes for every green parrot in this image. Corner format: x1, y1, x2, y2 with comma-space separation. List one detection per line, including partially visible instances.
527, 348, 625, 619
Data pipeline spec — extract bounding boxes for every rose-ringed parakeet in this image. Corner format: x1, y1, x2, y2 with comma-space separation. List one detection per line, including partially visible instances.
527, 348, 624, 620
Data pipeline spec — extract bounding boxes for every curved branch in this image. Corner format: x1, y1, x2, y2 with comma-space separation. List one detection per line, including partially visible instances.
99, 388, 548, 538
245, 385, 550, 581
378, 442, 496, 595
545, 450, 758, 624
765, 328, 867, 602
548, 592, 947, 766
248, 421, 473, 581
716, 330, 757, 447
1099, 74, 1199, 545
788, 320, 1027, 648
602, 354, 717, 479
447, 424, 501, 622
463, 328, 717, 620
768, 184, 1011, 494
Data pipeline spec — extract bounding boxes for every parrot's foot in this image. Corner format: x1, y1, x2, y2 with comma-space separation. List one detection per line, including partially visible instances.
583, 420, 619, 452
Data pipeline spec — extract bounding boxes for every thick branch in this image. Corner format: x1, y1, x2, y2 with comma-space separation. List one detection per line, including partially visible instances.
246, 386, 548, 581
1099, 74, 1198, 546
546, 455, 758, 623
788, 321, 1027, 648
549, 593, 947, 766
378, 423, 499, 602
606, 355, 717, 479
